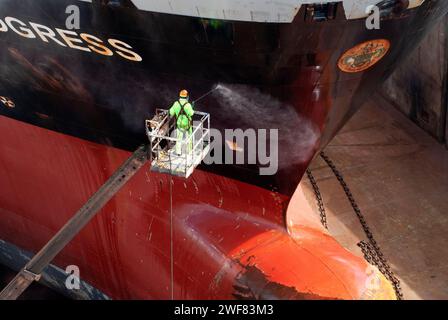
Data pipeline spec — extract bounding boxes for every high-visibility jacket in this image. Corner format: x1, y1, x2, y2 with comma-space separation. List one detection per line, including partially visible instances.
169, 98, 194, 131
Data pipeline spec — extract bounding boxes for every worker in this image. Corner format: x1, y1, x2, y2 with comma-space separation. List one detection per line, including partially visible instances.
169, 89, 195, 155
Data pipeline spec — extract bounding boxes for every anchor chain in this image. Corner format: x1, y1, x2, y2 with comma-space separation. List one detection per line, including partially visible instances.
306, 151, 403, 300
306, 169, 328, 229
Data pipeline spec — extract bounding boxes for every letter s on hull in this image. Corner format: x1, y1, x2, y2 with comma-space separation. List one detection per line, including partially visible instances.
0, 16, 142, 62
108, 39, 143, 62
80, 33, 114, 56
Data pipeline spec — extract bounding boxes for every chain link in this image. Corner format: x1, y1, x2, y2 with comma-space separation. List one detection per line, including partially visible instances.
306, 151, 403, 300
306, 169, 328, 229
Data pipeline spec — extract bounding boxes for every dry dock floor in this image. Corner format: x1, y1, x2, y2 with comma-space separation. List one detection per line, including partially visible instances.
301, 94, 448, 300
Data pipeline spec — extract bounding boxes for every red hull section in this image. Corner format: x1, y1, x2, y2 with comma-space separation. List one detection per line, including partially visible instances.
0, 115, 394, 299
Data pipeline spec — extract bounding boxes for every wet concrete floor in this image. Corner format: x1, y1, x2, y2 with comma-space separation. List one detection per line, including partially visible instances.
301, 94, 448, 300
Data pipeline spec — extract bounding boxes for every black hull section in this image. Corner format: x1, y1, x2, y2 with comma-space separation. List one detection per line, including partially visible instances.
0, 0, 447, 194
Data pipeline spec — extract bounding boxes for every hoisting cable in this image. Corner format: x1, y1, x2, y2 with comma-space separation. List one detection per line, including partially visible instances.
169, 147, 174, 300
306, 151, 403, 300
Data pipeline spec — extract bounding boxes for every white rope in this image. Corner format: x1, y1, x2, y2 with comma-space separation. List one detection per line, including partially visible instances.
169, 152, 174, 300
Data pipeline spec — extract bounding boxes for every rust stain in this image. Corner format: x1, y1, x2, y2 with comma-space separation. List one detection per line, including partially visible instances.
209, 260, 233, 293
192, 178, 199, 195
146, 216, 154, 241
8, 47, 92, 99
216, 185, 224, 208
35, 112, 50, 119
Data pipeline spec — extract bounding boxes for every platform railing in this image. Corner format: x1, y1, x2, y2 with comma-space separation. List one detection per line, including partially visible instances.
146, 109, 210, 178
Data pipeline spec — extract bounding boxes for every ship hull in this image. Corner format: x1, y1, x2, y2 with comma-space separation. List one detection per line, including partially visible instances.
0, 0, 447, 299
0, 114, 394, 299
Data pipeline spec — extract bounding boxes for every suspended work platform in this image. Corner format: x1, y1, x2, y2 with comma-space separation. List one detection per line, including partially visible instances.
145, 109, 211, 178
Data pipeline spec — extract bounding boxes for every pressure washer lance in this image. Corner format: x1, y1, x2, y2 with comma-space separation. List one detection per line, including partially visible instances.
192, 85, 220, 104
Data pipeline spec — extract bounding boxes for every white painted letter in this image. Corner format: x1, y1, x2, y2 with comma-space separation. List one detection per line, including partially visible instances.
5, 17, 36, 39
0, 19, 8, 32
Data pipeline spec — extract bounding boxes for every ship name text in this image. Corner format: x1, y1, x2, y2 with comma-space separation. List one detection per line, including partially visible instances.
0, 16, 142, 62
